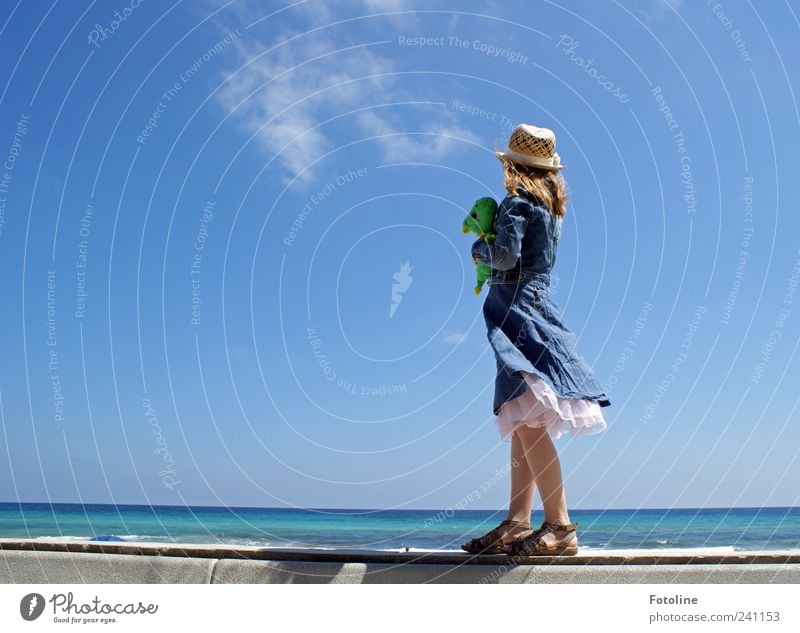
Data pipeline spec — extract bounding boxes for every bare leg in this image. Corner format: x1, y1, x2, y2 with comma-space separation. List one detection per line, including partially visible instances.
461, 432, 535, 550
490, 432, 535, 543
507, 430, 536, 523
515, 424, 571, 526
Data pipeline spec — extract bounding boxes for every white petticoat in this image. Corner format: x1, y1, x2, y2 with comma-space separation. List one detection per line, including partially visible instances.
496, 371, 608, 441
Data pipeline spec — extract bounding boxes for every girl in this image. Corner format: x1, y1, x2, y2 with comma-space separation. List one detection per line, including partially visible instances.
462, 124, 611, 556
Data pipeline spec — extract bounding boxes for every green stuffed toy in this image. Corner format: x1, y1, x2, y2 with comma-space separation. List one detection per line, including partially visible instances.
462, 196, 498, 294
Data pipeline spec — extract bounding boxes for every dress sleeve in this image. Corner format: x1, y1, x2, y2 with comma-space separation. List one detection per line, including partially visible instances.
471, 196, 532, 271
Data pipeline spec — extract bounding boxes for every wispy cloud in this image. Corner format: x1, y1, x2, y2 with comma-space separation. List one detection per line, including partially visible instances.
441, 329, 468, 344
215, 32, 396, 185
622, 0, 684, 27
357, 109, 481, 163
212, 1, 482, 185
297, 0, 421, 25
362, 0, 413, 10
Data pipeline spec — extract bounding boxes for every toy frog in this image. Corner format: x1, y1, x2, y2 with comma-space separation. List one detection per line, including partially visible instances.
462, 196, 498, 294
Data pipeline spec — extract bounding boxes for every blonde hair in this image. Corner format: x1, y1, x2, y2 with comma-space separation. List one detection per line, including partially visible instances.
500, 158, 569, 218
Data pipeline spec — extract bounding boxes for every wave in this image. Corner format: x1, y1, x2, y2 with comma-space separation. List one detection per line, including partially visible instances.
32, 534, 140, 542
579, 545, 740, 554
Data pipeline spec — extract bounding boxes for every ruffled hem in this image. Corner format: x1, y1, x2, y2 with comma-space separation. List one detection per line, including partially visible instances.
496, 371, 608, 441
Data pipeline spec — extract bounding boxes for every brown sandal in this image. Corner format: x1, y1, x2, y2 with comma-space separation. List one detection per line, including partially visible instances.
502, 519, 579, 556
461, 519, 532, 555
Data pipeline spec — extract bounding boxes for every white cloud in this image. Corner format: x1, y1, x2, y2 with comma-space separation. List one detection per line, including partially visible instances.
215, 32, 397, 185
622, 0, 684, 27
362, 0, 414, 12
296, 0, 421, 24
357, 109, 482, 163
212, 1, 483, 185
441, 330, 468, 344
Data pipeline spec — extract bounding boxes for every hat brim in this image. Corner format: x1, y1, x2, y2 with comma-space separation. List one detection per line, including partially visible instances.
495, 150, 563, 170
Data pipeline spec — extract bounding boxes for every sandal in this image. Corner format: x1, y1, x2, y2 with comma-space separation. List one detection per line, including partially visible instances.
502, 519, 579, 556
461, 519, 532, 555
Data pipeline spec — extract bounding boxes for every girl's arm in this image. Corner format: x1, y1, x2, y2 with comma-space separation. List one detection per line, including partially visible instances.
471, 197, 532, 271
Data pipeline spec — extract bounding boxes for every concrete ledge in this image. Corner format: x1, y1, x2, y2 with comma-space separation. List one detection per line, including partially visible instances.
0, 551, 214, 584
2, 540, 799, 584
210, 560, 800, 584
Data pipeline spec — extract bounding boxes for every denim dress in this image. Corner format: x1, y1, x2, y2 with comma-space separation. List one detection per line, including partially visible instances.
472, 187, 611, 437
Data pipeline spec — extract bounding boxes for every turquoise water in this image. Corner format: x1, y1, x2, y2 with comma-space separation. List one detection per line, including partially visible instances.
1, 503, 798, 551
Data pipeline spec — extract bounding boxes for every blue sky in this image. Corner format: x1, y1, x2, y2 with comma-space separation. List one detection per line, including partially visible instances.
0, 0, 799, 511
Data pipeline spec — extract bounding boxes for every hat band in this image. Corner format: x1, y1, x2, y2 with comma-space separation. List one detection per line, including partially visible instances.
497, 148, 562, 169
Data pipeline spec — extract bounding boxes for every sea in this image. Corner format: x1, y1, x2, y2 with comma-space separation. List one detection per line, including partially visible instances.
1, 503, 798, 553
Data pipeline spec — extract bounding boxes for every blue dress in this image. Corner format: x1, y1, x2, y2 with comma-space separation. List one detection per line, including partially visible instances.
471, 187, 611, 420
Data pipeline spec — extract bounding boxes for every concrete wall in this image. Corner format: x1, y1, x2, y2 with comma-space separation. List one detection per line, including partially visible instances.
2, 540, 799, 584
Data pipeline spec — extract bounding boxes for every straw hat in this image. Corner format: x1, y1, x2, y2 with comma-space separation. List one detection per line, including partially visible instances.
495, 124, 563, 170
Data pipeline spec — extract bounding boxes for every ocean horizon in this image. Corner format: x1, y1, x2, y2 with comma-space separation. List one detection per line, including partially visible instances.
1, 502, 798, 553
